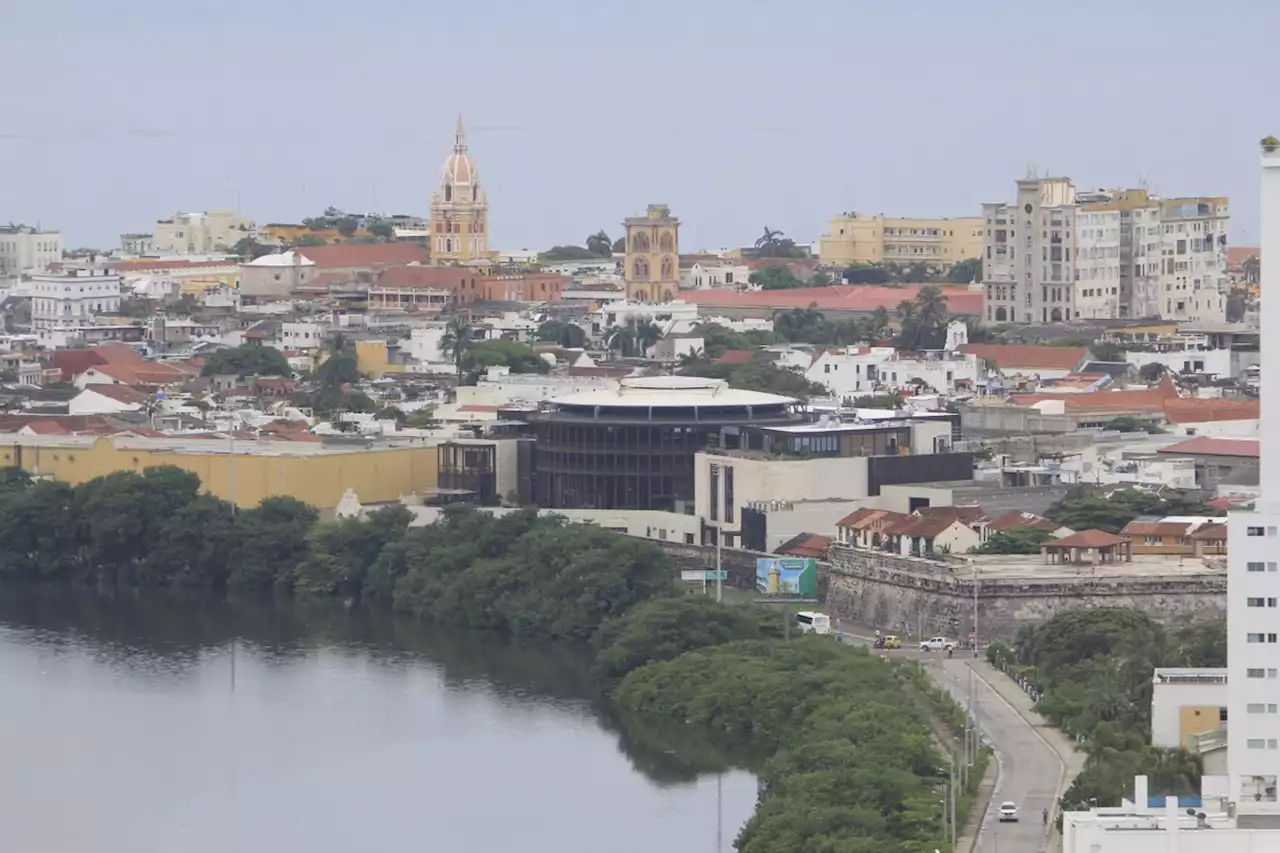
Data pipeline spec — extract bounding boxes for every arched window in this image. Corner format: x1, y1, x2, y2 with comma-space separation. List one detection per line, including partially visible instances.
446, 238, 453, 252
633, 257, 650, 280
472, 185, 478, 201
631, 232, 650, 254
660, 256, 675, 280
445, 185, 452, 202
659, 232, 674, 253
662, 289, 673, 302
1050, 307, 1063, 322
994, 306, 1008, 322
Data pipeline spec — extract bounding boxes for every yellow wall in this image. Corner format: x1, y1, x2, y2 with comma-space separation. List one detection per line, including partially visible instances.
355, 340, 404, 379
1178, 705, 1224, 748
819, 214, 984, 268
2, 438, 438, 510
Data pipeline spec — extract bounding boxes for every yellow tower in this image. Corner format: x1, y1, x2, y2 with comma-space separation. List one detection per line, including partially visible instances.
429, 114, 489, 263
623, 204, 679, 302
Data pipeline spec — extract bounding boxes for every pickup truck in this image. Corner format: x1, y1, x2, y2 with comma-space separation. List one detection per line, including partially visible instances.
920, 636, 956, 652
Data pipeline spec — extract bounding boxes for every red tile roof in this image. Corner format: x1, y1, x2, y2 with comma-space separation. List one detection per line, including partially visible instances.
81, 385, 150, 404
1011, 375, 1180, 415
884, 513, 966, 538
915, 505, 984, 524
1156, 437, 1260, 458
1163, 397, 1260, 424
47, 349, 109, 382
1044, 529, 1131, 548
116, 258, 236, 272
837, 507, 903, 529
1191, 523, 1228, 541
376, 265, 471, 289
456, 404, 504, 413
959, 344, 1088, 372
1121, 520, 1193, 537
296, 243, 429, 270
683, 284, 983, 316
775, 532, 832, 559
715, 349, 755, 364
1227, 246, 1259, 270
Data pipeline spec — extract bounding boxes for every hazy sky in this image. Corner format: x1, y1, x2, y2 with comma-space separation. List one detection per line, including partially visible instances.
2, 0, 1276, 251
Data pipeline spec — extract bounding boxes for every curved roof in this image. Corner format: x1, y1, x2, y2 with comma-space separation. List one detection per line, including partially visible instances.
244, 250, 314, 268
440, 114, 477, 187
549, 375, 796, 409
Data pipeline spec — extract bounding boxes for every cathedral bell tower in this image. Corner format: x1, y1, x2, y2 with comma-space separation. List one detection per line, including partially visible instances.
429, 114, 489, 263
622, 204, 680, 302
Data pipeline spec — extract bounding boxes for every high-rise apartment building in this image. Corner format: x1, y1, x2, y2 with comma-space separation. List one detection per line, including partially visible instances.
980, 176, 1228, 324
1224, 143, 1280, 820
0, 225, 63, 277
818, 213, 984, 270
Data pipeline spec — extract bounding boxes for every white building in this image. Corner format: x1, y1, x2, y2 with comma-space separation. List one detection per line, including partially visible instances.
981, 179, 1229, 324
680, 261, 750, 290
152, 210, 254, 255
120, 233, 155, 256
805, 347, 981, 399
1223, 143, 1280, 822
29, 269, 122, 331
0, 226, 63, 277
279, 322, 330, 352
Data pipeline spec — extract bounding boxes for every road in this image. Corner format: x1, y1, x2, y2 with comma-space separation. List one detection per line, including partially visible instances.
928, 655, 1062, 853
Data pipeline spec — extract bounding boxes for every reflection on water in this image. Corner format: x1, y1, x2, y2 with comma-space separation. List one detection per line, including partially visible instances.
0, 587, 756, 853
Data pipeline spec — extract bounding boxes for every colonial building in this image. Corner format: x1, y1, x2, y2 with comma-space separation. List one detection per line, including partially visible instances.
429, 115, 490, 263
623, 204, 680, 302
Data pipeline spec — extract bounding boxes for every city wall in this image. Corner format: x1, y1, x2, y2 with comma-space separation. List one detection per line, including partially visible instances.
654, 542, 1227, 639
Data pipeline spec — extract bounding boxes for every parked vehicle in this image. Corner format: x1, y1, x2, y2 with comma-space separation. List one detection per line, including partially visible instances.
998, 802, 1019, 822
920, 636, 956, 652
883, 635, 902, 649
795, 611, 831, 635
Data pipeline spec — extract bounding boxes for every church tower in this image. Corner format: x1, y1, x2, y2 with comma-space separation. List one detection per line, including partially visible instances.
623, 204, 680, 302
429, 114, 489, 263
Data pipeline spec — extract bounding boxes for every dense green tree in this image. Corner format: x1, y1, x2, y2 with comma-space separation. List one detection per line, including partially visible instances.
680, 359, 827, 400
467, 339, 550, 375
842, 262, 892, 284
228, 496, 319, 592
336, 217, 360, 238
538, 245, 598, 262
1139, 362, 1166, 382
535, 320, 586, 348
294, 234, 327, 247
973, 526, 1054, 554
1090, 341, 1126, 362
313, 352, 361, 388
585, 231, 613, 256
202, 344, 292, 378
367, 220, 394, 240
611, 236, 626, 253
948, 257, 983, 283
440, 316, 474, 384
749, 265, 803, 290
694, 322, 782, 358
139, 494, 238, 588
294, 505, 414, 597
1045, 487, 1221, 534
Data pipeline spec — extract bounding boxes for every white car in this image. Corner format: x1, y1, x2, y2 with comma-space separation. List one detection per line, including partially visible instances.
920, 636, 956, 652
998, 802, 1019, 822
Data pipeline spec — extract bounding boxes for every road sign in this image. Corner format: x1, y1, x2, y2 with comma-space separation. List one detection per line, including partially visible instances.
680, 570, 706, 582
704, 570, 728, 581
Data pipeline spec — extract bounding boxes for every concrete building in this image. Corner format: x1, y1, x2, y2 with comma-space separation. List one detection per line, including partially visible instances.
623, 204, 680, 302
679, 260, 749, 291
29, 269, 122, 331
238, 251, 316, 299
0, 226, 63, 276
119, 233, 155, 256
429, 115, 489, 263
818, 212, 984, 269
1151, 668, 1229, 750
805, 346, 981, 399
981, 178, 1230, 324
152, 210, 253, 255
1223, 141, 1280, 821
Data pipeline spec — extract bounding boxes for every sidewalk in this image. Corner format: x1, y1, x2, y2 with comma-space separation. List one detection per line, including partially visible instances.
965, 659, 1087, 852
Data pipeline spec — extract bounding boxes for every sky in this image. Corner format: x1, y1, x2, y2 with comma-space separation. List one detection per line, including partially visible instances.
2, 0, 1277, 251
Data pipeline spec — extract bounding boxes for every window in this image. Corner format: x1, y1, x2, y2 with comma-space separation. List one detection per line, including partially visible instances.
1249, 703, 1268, 713
1249, 738, 1267, 749
1248, 562, 1266, 572
1248, 668, 1266, 678
1248, 526, 1264, 536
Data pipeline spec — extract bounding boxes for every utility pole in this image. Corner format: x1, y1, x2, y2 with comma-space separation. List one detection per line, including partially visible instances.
715, 522, 723, 604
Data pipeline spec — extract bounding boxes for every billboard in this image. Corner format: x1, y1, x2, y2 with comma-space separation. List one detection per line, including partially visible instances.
755, 557, 817, 596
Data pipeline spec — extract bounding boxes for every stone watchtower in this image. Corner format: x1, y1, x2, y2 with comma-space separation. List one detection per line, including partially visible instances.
622, 204, 679, 302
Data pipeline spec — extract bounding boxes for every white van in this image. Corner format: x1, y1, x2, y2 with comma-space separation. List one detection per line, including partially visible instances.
795, 611, 831, 635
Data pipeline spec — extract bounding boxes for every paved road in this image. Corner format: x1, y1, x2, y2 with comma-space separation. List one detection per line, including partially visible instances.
929, 656, 1062, 853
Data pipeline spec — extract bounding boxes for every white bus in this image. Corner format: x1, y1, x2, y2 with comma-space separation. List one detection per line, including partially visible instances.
795, 611, 831, 635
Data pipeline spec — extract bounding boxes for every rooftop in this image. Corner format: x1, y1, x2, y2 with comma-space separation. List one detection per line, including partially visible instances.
959, 343, 1089, 371
682, 284, 983, 316
1157, 436, 1260, 458
547, 375, 797, 409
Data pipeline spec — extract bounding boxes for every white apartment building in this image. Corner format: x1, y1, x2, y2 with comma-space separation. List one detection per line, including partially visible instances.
0, 226, 63, 277
28, 269, 122, 331
279, 321, 330, 352
981, 178, 1229, 324
805, 346, 981, 400
680, 261, 749, 290
152, 210, 254, 255
1223, 144, 1280, 821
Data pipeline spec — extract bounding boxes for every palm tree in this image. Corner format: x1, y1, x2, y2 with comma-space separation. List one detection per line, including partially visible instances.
866, 306, 891, 342
633, 320, 663, 356
440, 316, 475, 383
586, 231, 613, 257
754, 226, 784, 258
913, 284, 949, 349
773, 304, 825, 342
895, 300, 919, 349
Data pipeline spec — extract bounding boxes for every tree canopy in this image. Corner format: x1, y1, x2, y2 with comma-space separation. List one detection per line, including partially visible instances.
749, 265, 805, 290
680, 358, 827, 400
988, 608, 1225, 810
467, 339, 550, 376
201, 344, 292, 377
973, 526, 1054, 554
1045, 487, 1221, 534
538, 245, 600, 262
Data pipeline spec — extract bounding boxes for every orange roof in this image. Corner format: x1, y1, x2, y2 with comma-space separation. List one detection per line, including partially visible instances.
884, 513, 966, 538
24, 419, 70, 435
1163, 397, 1260, 424
1227, 246, 1259, 270
456, 404, 503, 413
1191, 523, 1228, 541
81, 384, 151, 404
915, 505, 984, 524
1011, 375, 1179, 415
683, 284, 983, 316
837, 507, 904, 529
775, 532, 832, 559
376, 265, 471, 289
1157, 437, 1259, 458
296, 243, 429, 270
1121, 520, 1193, 537
1045, 529, 1130, 548
715, 349, 755, 364
116, 258, 235, 272
959, 344, 1088, 372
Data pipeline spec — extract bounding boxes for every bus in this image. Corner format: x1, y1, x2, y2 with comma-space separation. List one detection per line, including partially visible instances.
795, 611, 831, 635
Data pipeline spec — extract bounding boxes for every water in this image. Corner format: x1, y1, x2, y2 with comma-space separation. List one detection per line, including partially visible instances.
0, 588, 756, 853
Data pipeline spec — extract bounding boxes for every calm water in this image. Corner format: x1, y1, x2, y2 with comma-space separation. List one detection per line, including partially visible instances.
0, 589, 755, 853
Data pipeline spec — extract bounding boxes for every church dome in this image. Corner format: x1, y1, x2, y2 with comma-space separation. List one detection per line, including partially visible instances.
440, 115, 477, 187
